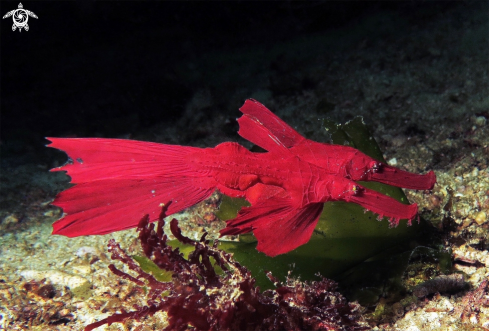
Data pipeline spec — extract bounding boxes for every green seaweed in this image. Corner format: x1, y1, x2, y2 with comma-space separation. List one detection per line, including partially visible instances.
134, 240, 227, 280
216, 195, 250, 221
216, 117, 422, 290
133, 255, 173, 282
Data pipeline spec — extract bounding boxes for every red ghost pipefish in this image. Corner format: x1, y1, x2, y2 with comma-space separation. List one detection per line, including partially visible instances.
47, 99, 435, 256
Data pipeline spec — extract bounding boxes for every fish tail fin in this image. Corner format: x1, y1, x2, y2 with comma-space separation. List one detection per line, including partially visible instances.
52, 177, 216, 237
47, 137, 200, 183
47, 138, 216, 237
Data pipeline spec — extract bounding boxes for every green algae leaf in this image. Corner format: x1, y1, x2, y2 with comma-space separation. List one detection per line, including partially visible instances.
133, 240, 197, 282
133, 255, 173, 282
326, 117, 385, 161
218, 116, 422, 290
216, 195, 250, 221
135, 240, 227, 280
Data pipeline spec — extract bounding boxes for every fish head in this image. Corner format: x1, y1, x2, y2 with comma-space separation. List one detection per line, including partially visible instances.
344, 152, 382, 181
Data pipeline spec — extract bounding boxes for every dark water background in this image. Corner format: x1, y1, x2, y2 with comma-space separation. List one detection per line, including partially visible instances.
2, 1, 486, 151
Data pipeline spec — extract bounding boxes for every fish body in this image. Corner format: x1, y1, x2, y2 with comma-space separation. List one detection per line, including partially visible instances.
48, 99, 435, 256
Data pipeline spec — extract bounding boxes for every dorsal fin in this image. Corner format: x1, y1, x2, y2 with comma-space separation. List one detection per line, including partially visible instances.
238, 99, 305, 150
237, 115, 292, 156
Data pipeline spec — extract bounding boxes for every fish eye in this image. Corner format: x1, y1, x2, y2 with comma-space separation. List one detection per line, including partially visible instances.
369, 161, 381, 173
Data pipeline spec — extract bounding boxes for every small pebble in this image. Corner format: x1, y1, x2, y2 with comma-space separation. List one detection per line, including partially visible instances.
462, 218, 473, 228
474, 116, 487, 127
72, 264, 92, 275
58, 308, 71, 317
3, 215, 19, 225
76, 246, 101, 258
388, 158, 397, 166
429, 195, 442, 208
43, 210, 56, 217
474, 211, 487, 225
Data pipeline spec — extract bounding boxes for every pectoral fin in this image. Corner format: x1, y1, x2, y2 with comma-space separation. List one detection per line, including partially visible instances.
220, 197, 324, 257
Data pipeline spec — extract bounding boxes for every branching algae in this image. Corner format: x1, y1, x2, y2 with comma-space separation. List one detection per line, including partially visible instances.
84, 208, 368, 331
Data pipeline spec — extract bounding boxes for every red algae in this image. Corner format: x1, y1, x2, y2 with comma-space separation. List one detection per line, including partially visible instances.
85, 206, 367, 331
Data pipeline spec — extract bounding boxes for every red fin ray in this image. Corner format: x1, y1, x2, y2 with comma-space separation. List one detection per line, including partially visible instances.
221, 197, 324, 257
47, 138, 199, 183
349, 187, 418, 226
237, 115, 292, 156
48, 137, 216, 237
47, 138, 199, 163
238, 99, 305, 150
369, 165, 436, 190
51, 161, 196, 184
52, 177, 216, 237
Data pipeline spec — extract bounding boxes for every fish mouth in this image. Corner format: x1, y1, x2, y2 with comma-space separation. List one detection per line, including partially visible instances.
368, 164, 436, 190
